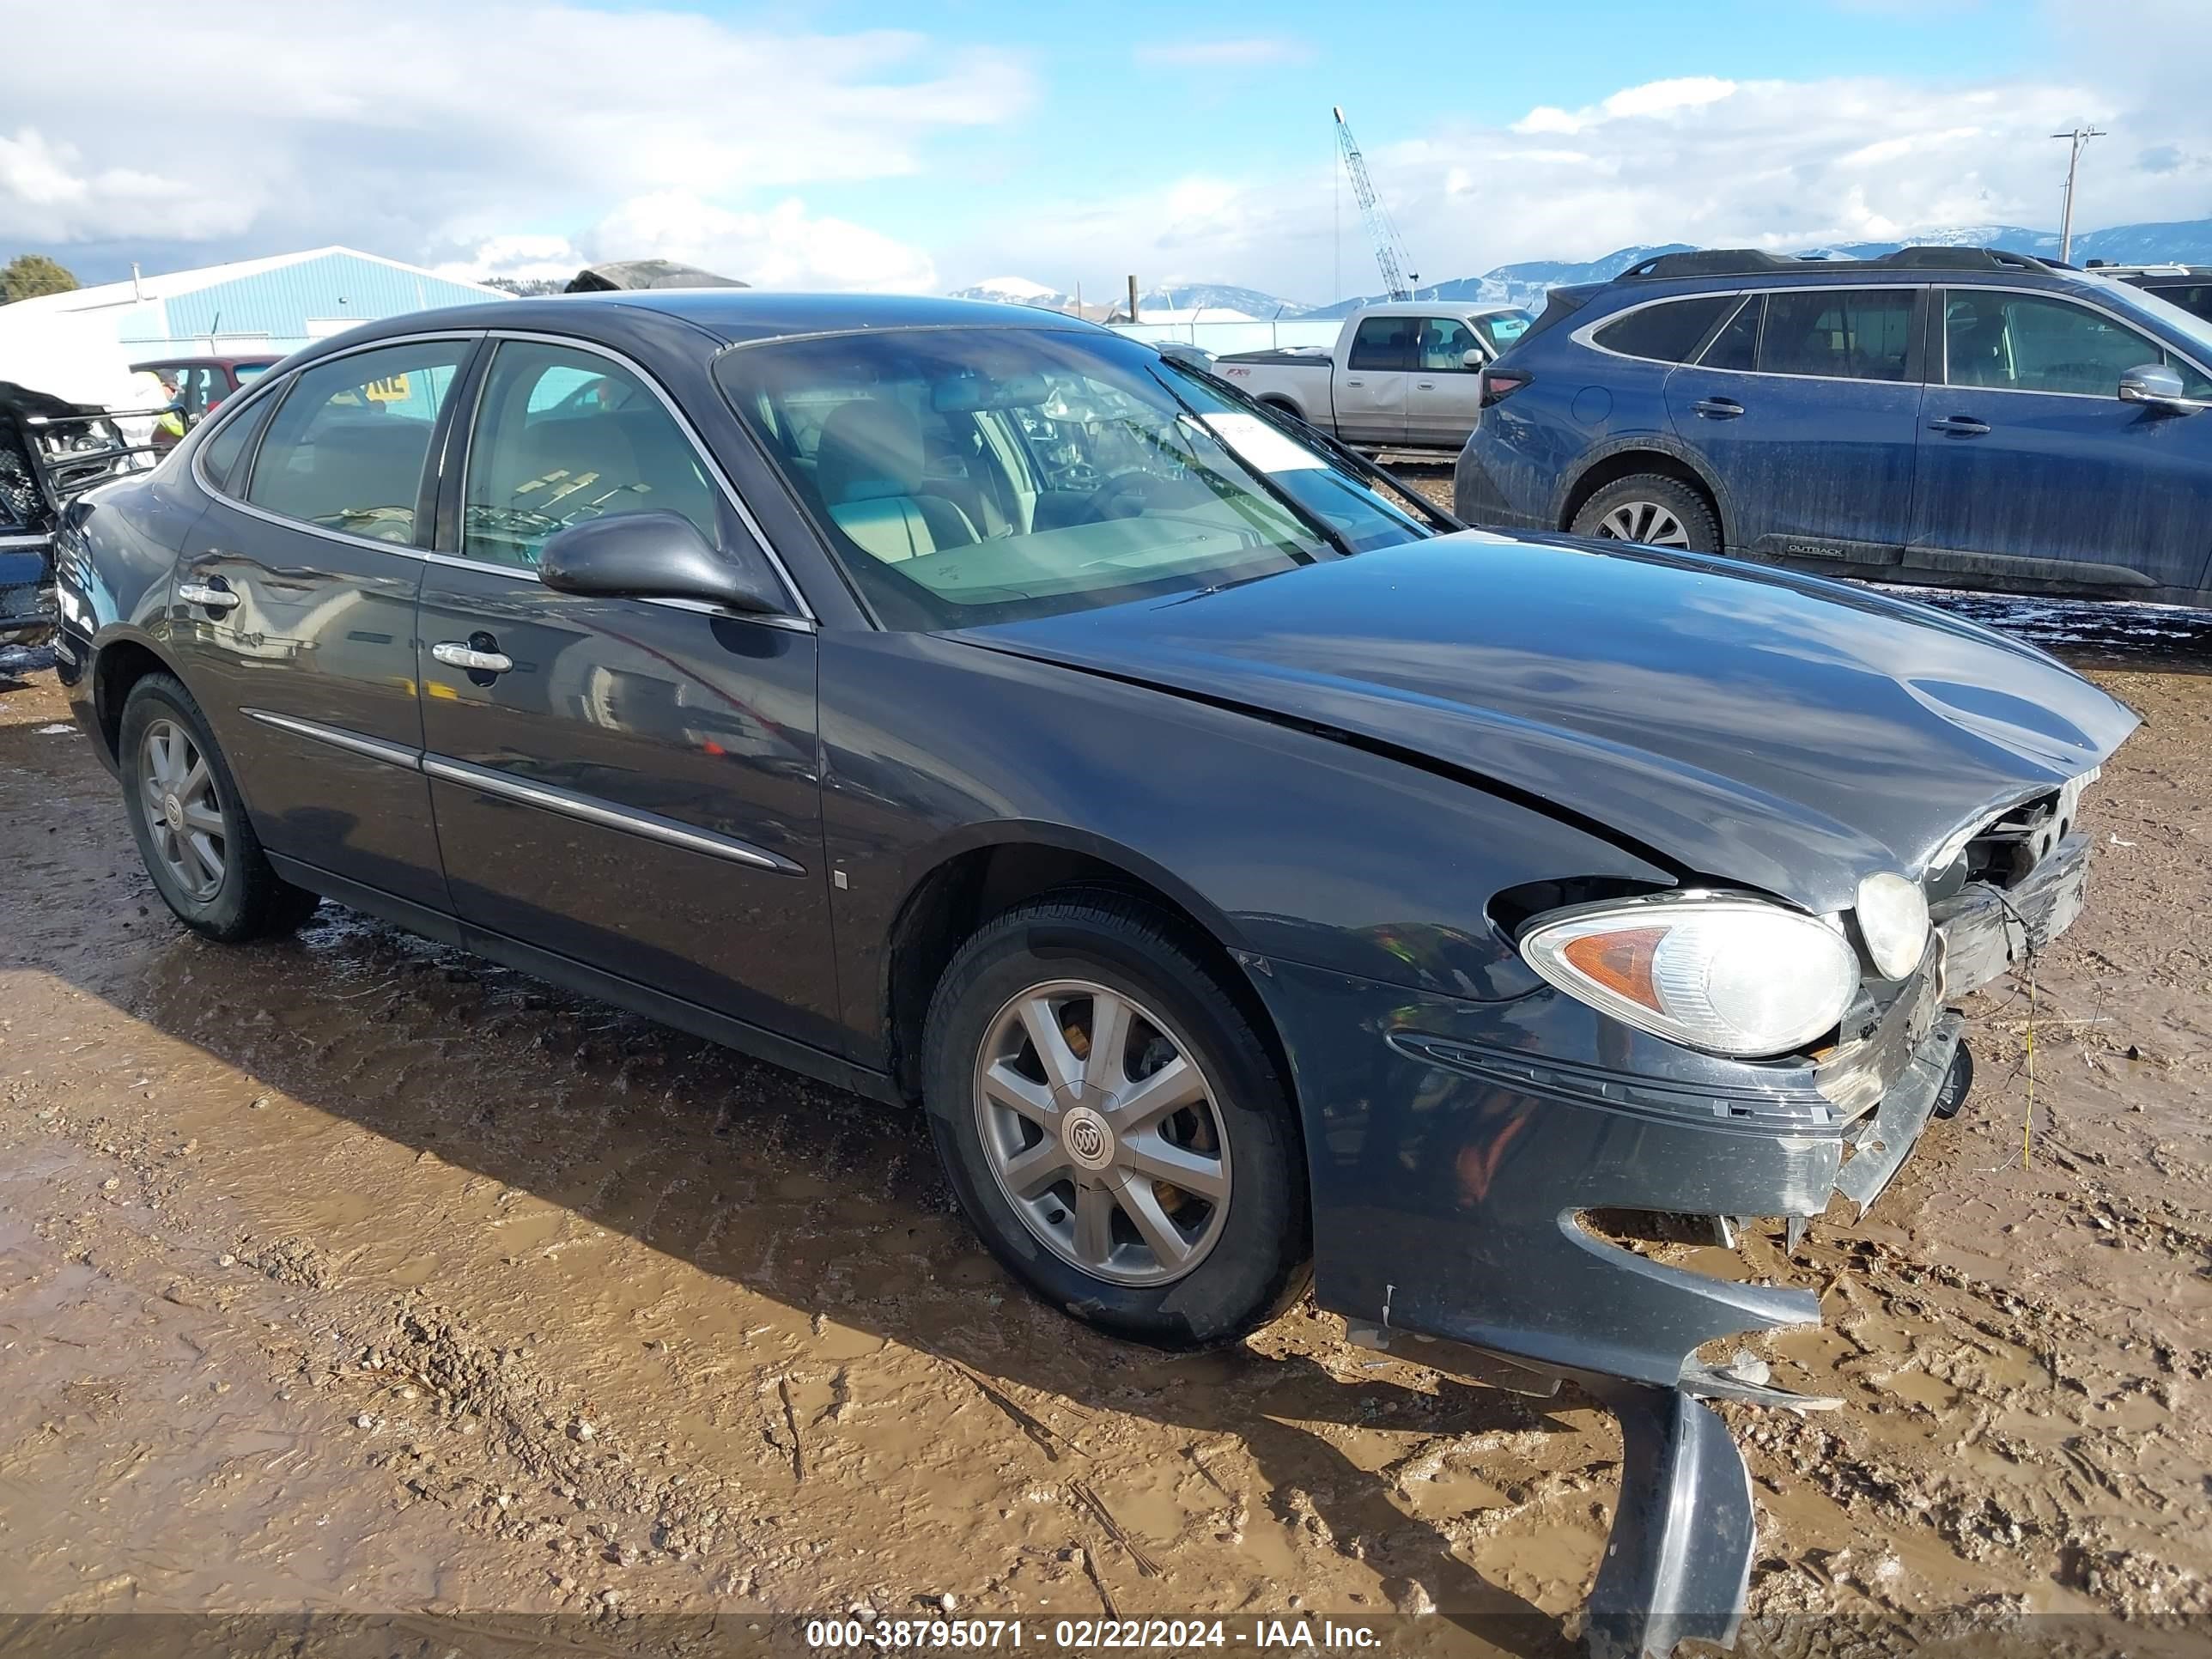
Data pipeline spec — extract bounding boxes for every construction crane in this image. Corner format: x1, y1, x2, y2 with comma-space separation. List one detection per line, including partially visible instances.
1333, 105, 1417, 301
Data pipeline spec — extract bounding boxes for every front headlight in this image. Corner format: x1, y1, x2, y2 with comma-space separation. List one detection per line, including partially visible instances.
1520, 894, 1860, 1057
1855, 872, 1930, 979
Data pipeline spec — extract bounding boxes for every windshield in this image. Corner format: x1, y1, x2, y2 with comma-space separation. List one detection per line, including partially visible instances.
1478, 310, 1534, 353
715, 325, 1431, 629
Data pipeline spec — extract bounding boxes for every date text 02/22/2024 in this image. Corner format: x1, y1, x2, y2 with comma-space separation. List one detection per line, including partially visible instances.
804, 1617, 1388, 1650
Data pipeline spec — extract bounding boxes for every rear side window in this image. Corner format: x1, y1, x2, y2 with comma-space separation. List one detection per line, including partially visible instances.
246, 342, 467, 544
1699, 295, 1761, 371
196, 398, 266, 491
1593, 295, 1735, 364
2149, 283, 2212, 323
1759, 289, 1915, 381
1346, 315, 1417, 372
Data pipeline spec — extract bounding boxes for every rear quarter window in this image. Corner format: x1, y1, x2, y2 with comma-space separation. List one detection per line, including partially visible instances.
1592, 295, 1736, 363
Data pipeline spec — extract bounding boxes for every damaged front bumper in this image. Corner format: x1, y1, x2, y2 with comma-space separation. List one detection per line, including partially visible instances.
1255, 838, 2095, 1656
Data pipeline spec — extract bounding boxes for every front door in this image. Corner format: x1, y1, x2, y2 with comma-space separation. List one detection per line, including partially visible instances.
174, 336, 473, 914
415, 337, 842, 1047
1662, 286, 1926, 564
1910, 288, 2212, 592
1405, 315, 1487, 447
1334, 314, 1413, 446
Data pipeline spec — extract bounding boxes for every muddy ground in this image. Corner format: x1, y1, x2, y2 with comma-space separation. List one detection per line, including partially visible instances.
0, 598, 2207, 1656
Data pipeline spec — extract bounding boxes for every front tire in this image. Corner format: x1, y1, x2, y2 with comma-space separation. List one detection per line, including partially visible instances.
922, 891, 1310, 1349
1570, 473, 1721, 553
119, 673, 321, 942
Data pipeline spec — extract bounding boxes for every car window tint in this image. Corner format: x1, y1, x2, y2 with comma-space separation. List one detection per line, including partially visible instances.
1417, 316, 1481, 371
197, 398, 264, 490
1699, 295, 1762, 371
1759, 288, 1913, 380
1947, 291, 2193, 397
1346, 316, 1417, 372
245, 342, 465, 544
461, 341, 721, 568
1593, 295, 1734, 364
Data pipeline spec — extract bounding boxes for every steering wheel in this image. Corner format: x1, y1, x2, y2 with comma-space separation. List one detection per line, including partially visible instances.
1081, 467, 1179, 521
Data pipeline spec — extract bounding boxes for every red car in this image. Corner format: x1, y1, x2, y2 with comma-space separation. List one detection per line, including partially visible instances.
131, 354, 283, 445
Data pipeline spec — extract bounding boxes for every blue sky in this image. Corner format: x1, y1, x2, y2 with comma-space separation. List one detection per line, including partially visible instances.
3, 0, 2204, 302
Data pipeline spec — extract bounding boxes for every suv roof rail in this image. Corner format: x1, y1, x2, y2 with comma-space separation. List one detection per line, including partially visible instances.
1619, 245, 2060, 282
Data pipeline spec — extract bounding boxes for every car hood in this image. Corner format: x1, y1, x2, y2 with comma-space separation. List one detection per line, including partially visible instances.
952, 532, 2141, 913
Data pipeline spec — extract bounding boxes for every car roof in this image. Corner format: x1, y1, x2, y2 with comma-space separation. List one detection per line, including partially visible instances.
304, 289, 1117, 354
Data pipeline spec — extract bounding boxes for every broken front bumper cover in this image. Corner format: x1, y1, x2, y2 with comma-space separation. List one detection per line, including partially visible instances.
1255, 849, 2090, 1656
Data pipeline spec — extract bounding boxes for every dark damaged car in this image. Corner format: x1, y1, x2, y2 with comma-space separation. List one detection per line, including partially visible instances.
52, 293, 2136, 1655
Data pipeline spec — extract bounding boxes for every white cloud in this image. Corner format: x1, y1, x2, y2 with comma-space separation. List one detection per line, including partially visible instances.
1133, 38, 1311, 69
438, 193, 939, 293
0, 1, 1026, 285
969, 64, 2212, 304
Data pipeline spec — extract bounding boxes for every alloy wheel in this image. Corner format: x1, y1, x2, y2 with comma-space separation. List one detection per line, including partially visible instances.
972, 979, 1231, 1286
139, 719, 226, 901
1596, 500, 1692, 548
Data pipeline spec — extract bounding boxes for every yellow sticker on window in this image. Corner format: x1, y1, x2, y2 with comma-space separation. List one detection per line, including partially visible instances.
363, 374, 412, 403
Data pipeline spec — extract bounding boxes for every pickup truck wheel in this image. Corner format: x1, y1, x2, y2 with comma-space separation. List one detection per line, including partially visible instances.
1571, 474, 1720, 553
922, 891, 1311, 1349
119, 673, 321, 943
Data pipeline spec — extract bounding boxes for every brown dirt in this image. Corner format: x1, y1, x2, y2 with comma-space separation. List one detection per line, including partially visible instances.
0, 631, 2206, 1653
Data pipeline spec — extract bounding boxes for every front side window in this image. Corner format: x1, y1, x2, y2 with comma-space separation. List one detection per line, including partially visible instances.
1593, 295, 1735, 365
1946, 291, 2208, 398
1759, 288, 1915, 380
234, 362, 271, 385
460, 341, 721, 568
245, 341, 466, 543
1418, 316, 1482, 371
1346, 315, 1417, 372
715, 326, 1432, 629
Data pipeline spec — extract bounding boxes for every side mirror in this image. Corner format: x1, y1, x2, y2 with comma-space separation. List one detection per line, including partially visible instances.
2118, 362, 2204, 413
1461, 348, 1486, 371
538, 511, 786, 613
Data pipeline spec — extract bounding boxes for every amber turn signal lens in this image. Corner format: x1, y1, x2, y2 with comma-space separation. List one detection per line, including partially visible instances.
1560, 926, 1668, 1010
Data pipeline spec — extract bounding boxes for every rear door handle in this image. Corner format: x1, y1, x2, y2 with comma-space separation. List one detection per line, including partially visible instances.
1414, 380, 1437, 391
1929, 416, 1991, 436
1692, 398, 1744, 420
432, 639, 514, 676
177, 580, 240, 611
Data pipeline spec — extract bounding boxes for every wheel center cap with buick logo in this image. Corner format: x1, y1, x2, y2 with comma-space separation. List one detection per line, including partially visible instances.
1060, 1105, 1115, 1171
162, 793, 185, 832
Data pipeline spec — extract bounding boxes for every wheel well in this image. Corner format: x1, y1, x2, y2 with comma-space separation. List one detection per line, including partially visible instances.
1560, 452, 1723, 540
91, 640, 168, 763
883, 843, 1291, 1107
1256, 395, 1303, 419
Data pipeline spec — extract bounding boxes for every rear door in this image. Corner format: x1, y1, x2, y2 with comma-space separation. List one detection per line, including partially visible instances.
1662, 285, 1926, 563
414, 335, 842, 1048
1405, 315, 1487, 447
1333, 315, 1413, 445
1911, 287, 2212, 592
174, 336, 474, 916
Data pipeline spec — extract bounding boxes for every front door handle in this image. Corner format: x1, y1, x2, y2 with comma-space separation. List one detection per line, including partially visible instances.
177, 580, 240, 611
432, 637, 514, 677
1692, 398, 1744, 420
1929, 415, 1991, 436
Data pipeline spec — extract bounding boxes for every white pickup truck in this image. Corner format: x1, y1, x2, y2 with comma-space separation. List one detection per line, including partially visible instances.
1211, 301, 1533, 451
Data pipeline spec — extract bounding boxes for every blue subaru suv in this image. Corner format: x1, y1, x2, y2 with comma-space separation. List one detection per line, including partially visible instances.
1454, 246, 2212, 605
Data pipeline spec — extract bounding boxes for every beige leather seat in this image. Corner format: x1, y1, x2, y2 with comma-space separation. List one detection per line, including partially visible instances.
814, 398, 980, 562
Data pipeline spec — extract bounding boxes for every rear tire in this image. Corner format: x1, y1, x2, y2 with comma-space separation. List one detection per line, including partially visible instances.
922, 890, 1311, 1350
1570, 473, 1721, 553
119, 673, 321, 943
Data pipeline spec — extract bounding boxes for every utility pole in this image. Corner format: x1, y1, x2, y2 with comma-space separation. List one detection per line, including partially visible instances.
2051, 126, 2106, 264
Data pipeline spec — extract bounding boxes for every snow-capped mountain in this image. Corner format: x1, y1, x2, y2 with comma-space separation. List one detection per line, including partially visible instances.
947, 276, 1073, 310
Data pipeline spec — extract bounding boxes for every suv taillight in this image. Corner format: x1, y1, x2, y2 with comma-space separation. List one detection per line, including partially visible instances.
1479, 370, 1531, 409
